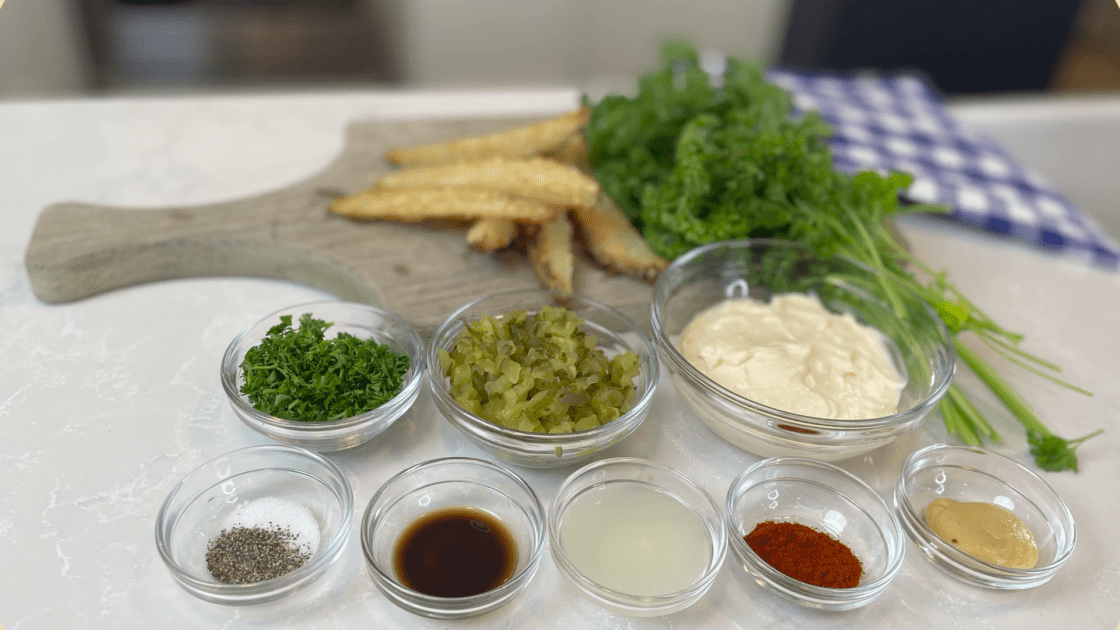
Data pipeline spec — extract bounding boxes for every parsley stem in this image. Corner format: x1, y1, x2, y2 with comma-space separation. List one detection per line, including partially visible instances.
941, 393, 979, 445
945, 383, 999, 441
1068, 428, 1104, 447
978, 331, 1062, 371
895, 248, 1024, 342
955, 338, 1051, 437
842, 206, 907, 317
977, 332, 1092, 395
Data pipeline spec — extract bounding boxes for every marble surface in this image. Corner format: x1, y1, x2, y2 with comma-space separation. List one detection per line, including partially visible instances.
1, 89, 1118, 629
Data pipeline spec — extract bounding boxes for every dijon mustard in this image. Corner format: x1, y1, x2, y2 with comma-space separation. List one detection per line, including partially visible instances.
924, 498, 1038, 569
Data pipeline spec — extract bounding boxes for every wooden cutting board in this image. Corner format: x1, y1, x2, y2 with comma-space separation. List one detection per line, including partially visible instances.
24, 117, 654, 338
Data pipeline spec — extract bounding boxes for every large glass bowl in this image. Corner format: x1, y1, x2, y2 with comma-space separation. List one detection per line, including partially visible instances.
155, 445, 353, 605
652, 239, 954, 461
361, 457, 546, 618
221, 300, 425, 452
726, 457, 905, 611
894, 443, 1076, 589
427, 289, 658, 468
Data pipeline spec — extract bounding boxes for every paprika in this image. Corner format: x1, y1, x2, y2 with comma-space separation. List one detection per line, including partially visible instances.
744, 520, 862, 588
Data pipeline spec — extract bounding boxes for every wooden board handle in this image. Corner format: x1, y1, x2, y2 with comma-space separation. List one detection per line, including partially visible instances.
25, 201, 381, 306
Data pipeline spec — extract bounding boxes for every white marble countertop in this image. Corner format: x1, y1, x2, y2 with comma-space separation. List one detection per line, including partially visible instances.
1, 89, 1118, 629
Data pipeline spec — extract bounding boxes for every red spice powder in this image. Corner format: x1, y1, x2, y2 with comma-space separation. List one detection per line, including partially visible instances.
776, 424, 820, 435
744, 520, 862, 588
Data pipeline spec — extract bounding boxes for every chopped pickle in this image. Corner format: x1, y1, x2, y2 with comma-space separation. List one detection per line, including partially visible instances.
439, 305, 640, 433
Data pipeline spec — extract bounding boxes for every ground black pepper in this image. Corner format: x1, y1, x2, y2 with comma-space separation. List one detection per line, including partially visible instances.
205, 525, 312, 584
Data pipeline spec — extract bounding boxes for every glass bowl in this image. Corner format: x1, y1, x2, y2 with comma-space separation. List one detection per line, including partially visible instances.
361, 457, 546, 619
221, 300, 425, 452
155, 445, 353, 606
427, 289, 659, 468
651, 238, 955, 461
726, 457, 904, 611
548, 457, 727, 617
894, 443, 1076, 589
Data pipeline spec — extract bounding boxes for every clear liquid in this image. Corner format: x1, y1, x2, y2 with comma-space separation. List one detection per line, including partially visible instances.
559, 482, 711, 597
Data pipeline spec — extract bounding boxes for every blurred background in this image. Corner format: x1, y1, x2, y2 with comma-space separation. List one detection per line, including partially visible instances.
1, 0, 1118, 99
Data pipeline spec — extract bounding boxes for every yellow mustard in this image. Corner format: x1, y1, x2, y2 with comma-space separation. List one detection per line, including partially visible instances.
924, 498, 1038, 569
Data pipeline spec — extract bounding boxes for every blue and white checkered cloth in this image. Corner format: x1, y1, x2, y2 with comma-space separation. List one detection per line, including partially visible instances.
766, 70, 1120, 269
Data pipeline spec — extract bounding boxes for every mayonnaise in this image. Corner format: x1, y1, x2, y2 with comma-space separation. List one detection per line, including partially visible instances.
924, 498, 1039, 569
677, 294, 903, 419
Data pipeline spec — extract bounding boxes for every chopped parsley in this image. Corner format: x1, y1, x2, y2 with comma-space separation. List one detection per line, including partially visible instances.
239, 313, 410, 422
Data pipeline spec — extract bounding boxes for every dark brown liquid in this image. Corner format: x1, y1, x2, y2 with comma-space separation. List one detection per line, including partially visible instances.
393, 507, 518, 598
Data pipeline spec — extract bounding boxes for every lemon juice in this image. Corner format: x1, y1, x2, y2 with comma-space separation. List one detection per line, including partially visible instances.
559, 482, 710, 596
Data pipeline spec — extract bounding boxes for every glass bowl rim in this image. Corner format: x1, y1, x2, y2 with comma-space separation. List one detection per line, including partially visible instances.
359, 456, 547, 606
221, 299, 426, 433
154, 444, 354, 596
650, 237, 955, 432
547, 456, 729, 606
725, 455, 906, 596
426, 289, 660, 445
895, 442, 1077, 577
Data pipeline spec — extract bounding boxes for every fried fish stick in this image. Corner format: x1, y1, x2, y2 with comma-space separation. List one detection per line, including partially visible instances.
466, 218, 519, 252
374, 157, 600, 210
528, 212, 574, 297
571, 195, 669, 282
329, 188, 559, 223
385, 107, 590, 167
543, 132, 591, 173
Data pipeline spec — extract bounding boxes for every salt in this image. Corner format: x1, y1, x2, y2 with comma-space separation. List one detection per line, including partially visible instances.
222, 496, 321, 557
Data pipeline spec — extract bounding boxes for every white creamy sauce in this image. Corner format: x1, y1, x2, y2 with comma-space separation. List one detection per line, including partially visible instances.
677, 294, 903, 420
559, 482, 710, 597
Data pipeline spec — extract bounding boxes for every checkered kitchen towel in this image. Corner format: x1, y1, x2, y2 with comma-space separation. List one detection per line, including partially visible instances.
765, 70, 1120, 269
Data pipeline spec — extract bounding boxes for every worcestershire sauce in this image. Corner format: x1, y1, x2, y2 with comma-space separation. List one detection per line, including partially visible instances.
393, 507, 518, 597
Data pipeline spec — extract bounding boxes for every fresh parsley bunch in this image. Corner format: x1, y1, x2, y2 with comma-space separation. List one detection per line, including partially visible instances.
587, 41, 1098, 472
240, 313, 410, 422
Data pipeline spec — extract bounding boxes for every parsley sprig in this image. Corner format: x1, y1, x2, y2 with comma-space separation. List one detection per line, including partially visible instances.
239, 313, 410, 422
587, 42, 1099, 471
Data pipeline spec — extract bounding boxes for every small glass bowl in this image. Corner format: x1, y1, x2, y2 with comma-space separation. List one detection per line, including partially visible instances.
548, 458, 727, 617
652, 239, 955, 461
155, 445, 353, 606
427, 289, 659, 468
221, 300, 425, 452
726, 457, 904, 611
894, 443, 1076, 589
361, 457, 546, 619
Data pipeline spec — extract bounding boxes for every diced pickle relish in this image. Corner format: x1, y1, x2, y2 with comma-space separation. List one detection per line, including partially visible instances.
438, 305, 639, 433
